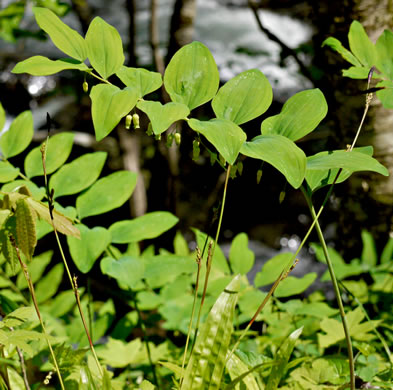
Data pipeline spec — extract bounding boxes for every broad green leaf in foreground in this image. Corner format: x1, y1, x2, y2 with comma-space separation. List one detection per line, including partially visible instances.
348, 20, 376, 68
212, 69, 273, 125
322, 37, 362, 67
0, 161, 19, 183
240, 134, 306, 188
24, 132, 74, 178
226, 352, 260, 390
100, 256, 144, 290
49, 151, 107, 198
109, 211, 179, 243
188, 118, 246, 165
85, 17, 124, 79
0, 111, 34, 159
261, 89, 327, 141
266, 327, 303, 390
116, 66, 162, 98
136, 100, 189, 135
76, 171, 137, 219
305, 146, 375, 192
164, 41, 219, 110
182, 276, 241, 390
32, 7, 87, 61
12, 56, 88, 76
67, 225, 111, 273
305, 149, 388, 192
90, 84, 138, 141
229, 232, 255, 275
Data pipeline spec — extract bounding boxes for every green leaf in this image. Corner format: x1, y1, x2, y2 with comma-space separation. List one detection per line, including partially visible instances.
136, 100, 189, 135
261, 89, 327, 141
183, 276, 240, 389
212, 69, 272, 125
90, 84, 138, 141
67, 225, 111, 273
376, 80, 393, 109
16, 250, 52, 289
12, 56, 88, 76
100, 256, 144, 289
0, 161, 19, 183
254, 252, 293, 287
342, 66, 370, 79
24, 132, 74, 178
85, 17, 124, 79
109, 211, 179, 244
76, 171, 137, 219
116, 66, 162, 98
361, 230, 377, 267
26, 197, 80, 238
305, 146, 375, 192
229, 233, 254, 274
376, 30, 393, 80
164, 41, 219, 110
348, 20, 376, 68
266, 327, 303, 390
49, 151, 107, 198
188, 118, 246, 165
240, 134, 306, 188
14, 199, 36, 261
381, 236, 393, 264
226, 352, 260, 390
140, 380, 155, 390
0, 110, 33, 159
275, 273, 317, 298
143, 254, 196, 289
35, 262, 64, 303
322, 37, 362, 67
305, 150, 388, 186
32, 7, 87, 61
2, 180, 45, 201
0, 102, 5, 131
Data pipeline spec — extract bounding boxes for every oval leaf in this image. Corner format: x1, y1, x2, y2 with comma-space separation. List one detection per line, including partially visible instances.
15, 199, 36, 261
188, 118, 246, 165
12, 56, 88, 76
109, 211, 179, 243
85, 17, 124, 79
25, 132, 74, 178
164, 41, 219, 110
116, 66, 162, 98
67, 225, 111, 273
229, 233, 254, 275
32, 7, 87, 61
376, 30, 393, 80
261, 89, 327, 141
241, 134, 306, 188
275, 273, 317, 298
348, 20, 376, 68
100, 256, 144, 290
76, 171, 137, 219
212, 69, 273, 125
90, 84, 138, 141
0, 161, 19, 183
0, 111, 33, 159
183, 276, 240, 389
137, 100, 189, 135
49, 151, 107, 198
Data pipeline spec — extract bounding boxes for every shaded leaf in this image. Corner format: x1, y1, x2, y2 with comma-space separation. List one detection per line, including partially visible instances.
109, 211, 178, 244
49, 151, 107, 198
164, 41, 219, 110
361, 230, 377, 267
254, 252, 293, 287
12, 56, 88, 76
25, 132, 74, 178
376, 29, 393, 80
14, 199, 36, 261
241, 134, 306, 188
0, 110, 33, 159
188, 118, 246, 165
212, 69, 272, 125
261, 89, 327, 141
0, 102, 5, 131
32, 7, 86, 60
67, 225, 111, 273
322, 37, 362, 67
90, 84, 138, 140
85, 17, 124, 79
35, 262, 64, 303
76, 171, 137, 219
137, 100, 189, 135
116, 66, 162, 98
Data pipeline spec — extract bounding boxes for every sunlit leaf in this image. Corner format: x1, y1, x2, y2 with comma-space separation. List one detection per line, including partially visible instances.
275, 273, 317, 298
348, 20, 376, 68
376, 29, 393, 80
322, 37, 362, 67
0, 161, 19, 183
35, 262, 64, 303
229, 233, 254, 274
14, 199, 36, 261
